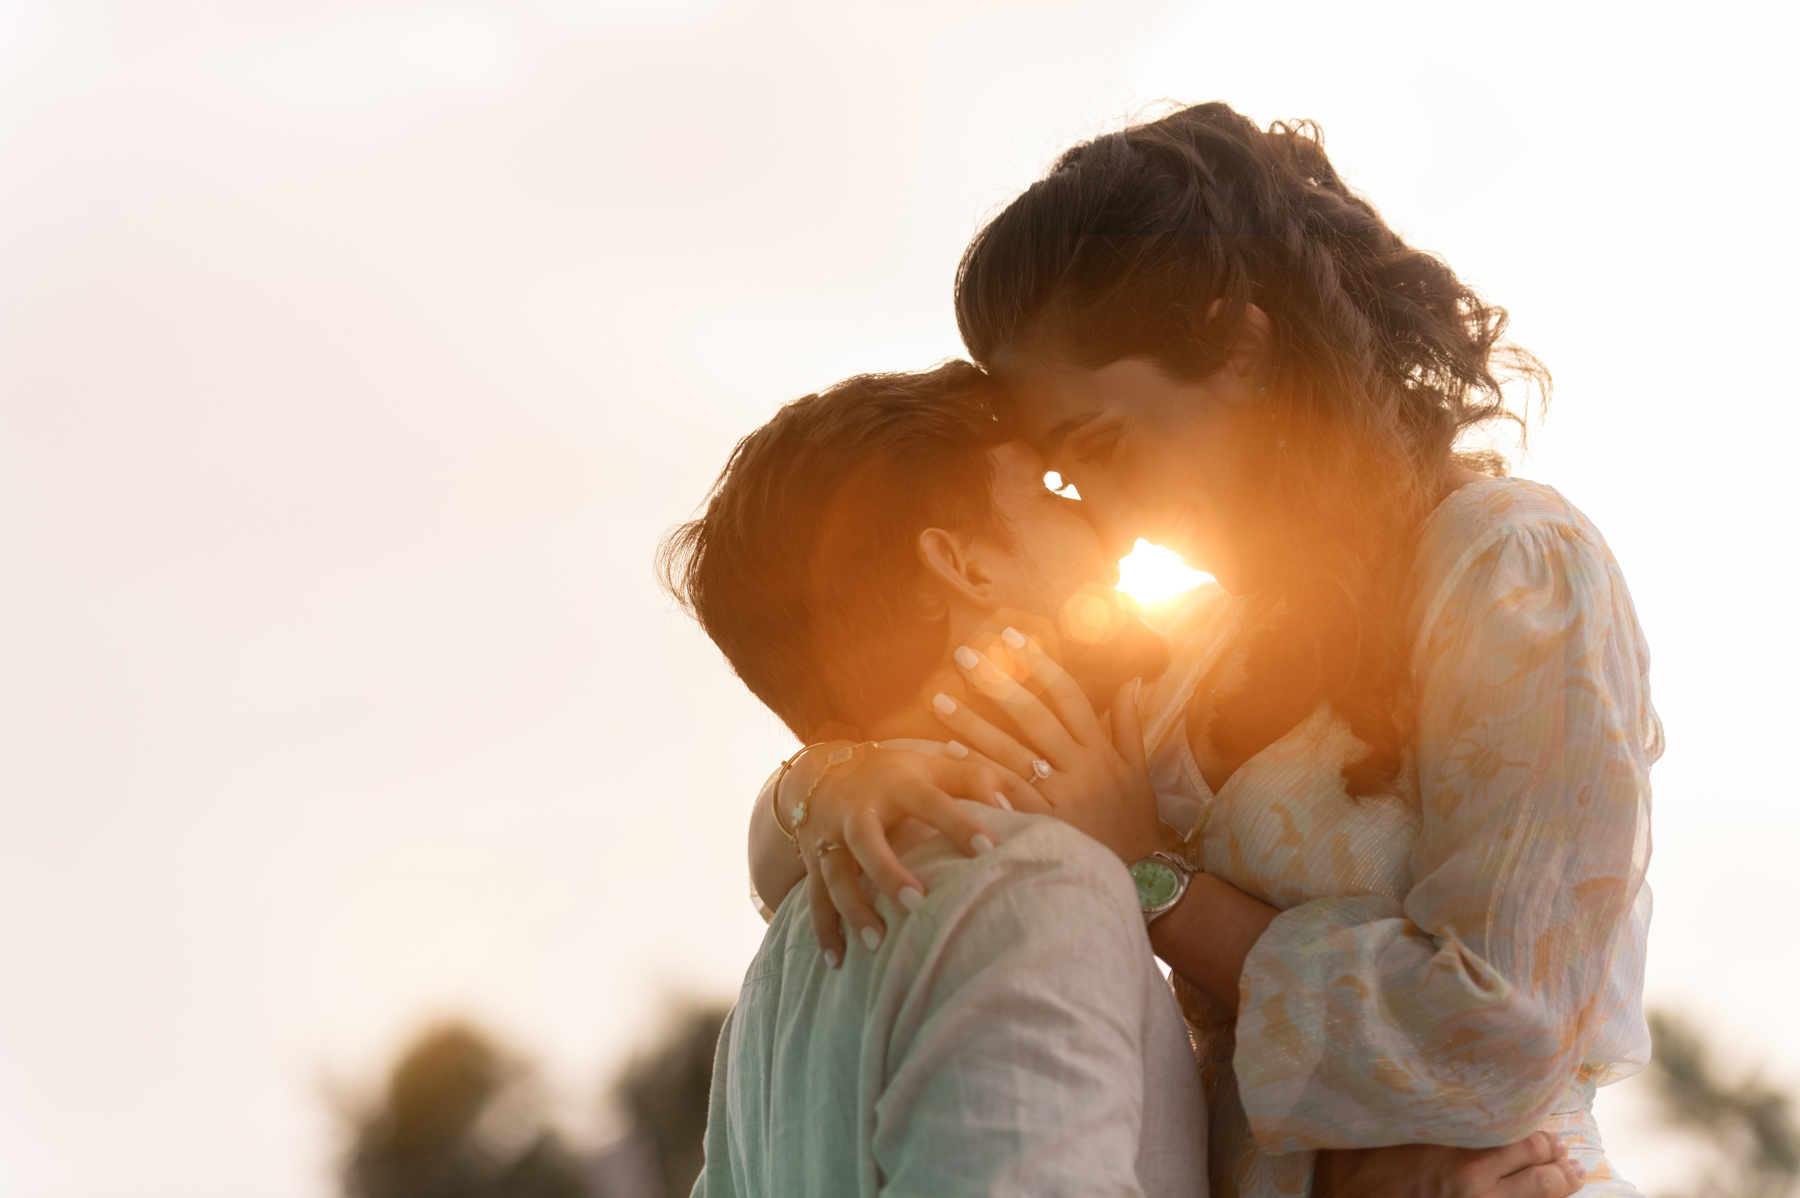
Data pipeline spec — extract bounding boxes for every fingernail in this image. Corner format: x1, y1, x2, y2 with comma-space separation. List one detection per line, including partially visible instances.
1564, 1160, 1586, 1180
953, 645, 979, 670
823, 947, 841, 969
932, 692, 957, 715
994, 791, 1013, 811
971, 833, 995, 855
897, 886, 923, 911
945, 739, 969, 759
1001, 626, 1026, 649
860, 926, 883, 951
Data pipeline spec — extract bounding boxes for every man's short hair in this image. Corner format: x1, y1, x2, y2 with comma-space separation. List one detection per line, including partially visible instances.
660, 361, 1011, 739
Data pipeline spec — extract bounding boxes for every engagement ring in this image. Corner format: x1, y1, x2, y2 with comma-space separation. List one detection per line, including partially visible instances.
1031, 759, 1053, 781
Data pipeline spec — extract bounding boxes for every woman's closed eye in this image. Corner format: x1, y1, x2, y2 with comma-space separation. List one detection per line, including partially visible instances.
1063, 423, 1124, 465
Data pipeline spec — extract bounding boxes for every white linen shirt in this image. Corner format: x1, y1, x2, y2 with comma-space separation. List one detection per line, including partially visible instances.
694, 795, 1207, 1198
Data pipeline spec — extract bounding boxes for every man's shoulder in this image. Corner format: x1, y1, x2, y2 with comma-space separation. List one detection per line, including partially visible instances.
751, 808, 1145, 990
900, 805, 1140, 924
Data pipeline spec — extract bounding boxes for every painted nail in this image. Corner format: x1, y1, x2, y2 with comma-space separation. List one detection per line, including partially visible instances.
1001, 626, 1026, 649
993, 791, 1013, 811
897, 886, 923, 911
971, 833, 996, 855
823, 947, 841, 969
953, 645, 979, 670
932, 692, 957, 715
861, 926, 883, 951
945, 739, 969, 759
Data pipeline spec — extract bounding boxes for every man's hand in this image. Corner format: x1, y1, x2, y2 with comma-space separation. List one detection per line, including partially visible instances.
1315, 1131, 1586, 1198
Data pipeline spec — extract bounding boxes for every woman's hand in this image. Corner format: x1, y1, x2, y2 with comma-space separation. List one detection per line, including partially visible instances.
782, 741, 1039, 965
932, 627, 1166, 863
1315, 1132, 1585, 1198
938, 628, 1286, 1013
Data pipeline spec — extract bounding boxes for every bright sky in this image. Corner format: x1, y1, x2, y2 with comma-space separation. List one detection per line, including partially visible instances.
1, 2, 1794, 1195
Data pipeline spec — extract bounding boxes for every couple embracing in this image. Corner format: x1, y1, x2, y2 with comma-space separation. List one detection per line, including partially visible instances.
659, 102, 1659, 1198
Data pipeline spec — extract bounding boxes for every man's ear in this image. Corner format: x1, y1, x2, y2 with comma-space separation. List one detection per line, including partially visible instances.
916, 526, 999, 611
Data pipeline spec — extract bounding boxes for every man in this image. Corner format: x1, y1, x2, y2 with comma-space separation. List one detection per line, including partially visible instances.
662, 362, 1583, 1198
665, 362, 1202, 1197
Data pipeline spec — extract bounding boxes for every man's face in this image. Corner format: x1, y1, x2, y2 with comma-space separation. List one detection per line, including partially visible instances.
969, 441, 1171, 707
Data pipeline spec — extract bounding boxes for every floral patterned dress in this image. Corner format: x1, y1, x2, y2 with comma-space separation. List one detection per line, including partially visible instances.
1142, 478, 1660, 1198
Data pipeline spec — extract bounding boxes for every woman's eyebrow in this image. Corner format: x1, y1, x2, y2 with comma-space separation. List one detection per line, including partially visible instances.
1042, 410, 1104, 452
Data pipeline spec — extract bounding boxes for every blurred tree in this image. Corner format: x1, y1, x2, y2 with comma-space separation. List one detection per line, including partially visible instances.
1647, 1009, 1800, 1198
341, 1022, 586, 1198
591, 1005, 729, 1198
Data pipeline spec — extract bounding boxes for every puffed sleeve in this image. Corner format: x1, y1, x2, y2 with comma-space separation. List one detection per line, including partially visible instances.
1230, 505, 1659, 1151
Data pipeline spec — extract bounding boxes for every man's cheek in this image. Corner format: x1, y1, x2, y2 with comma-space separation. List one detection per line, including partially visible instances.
1058, 580, 1129, 647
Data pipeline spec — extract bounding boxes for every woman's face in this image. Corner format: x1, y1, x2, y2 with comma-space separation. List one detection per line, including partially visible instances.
991, 352, 1271, 594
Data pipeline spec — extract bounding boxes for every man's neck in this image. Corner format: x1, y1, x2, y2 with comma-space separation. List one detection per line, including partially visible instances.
863, 622, 984, 744
863, 700, 952, 745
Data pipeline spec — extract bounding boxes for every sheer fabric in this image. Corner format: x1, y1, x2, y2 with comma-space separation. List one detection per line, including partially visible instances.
1141, 478, 1660, 1197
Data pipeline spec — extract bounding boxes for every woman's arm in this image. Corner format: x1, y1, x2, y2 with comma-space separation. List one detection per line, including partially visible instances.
747, 762, 812, 920
943, 520, 1658, 1152
1145, 872, 1277, 1007
856, 643, 1592, 1197
1228, 517, 1659, 1152
1316, 1134, 1586, 1198
744, 739, 1035, 961
934, 634, 1281, 1010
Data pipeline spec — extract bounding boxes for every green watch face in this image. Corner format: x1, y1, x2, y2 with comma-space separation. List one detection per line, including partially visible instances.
1131, 859, 1180, 909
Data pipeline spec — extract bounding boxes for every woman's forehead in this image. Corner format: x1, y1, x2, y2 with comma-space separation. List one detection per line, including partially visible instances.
997, 356, 1173, 445
986, 440, 1050, 488
994, 361, 1098, 437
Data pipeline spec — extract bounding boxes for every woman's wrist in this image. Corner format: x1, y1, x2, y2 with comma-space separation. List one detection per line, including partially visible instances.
748, 770, 808, 914
1116, 819, 1184, 865
1147, 871, 1281, 1011
775, 740, 852, 824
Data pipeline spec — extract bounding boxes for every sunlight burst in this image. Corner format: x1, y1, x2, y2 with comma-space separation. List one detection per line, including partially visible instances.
1116, 539, 1211, 605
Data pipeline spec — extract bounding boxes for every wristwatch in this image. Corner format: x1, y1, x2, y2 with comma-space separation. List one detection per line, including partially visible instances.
1129, 852, 1198, 926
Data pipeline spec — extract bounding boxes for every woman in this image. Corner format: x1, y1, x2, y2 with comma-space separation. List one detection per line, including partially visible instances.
748, 103, 1658, 1196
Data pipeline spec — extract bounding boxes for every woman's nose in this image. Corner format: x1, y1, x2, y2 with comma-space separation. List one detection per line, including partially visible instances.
1098, 515, 1140, 562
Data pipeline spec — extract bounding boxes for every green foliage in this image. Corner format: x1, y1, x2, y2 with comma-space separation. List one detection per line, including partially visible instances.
340, 1022, 586, 1198
610, 1004, 730, 1198
1647, 1010, 1800, 1198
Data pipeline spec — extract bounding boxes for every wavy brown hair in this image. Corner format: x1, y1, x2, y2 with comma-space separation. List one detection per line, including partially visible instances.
659, 362, 1011, 740
955, 102, 1547, 796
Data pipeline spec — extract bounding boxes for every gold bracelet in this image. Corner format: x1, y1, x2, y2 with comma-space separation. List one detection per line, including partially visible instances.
781, 737, 878, 849
770, 743, 825, 854
800, 741, 879, 809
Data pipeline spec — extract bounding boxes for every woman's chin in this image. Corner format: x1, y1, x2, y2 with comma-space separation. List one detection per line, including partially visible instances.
1185, 548, 1254, 596
1173, 541, 1225, 583
1205, 568, 1248, 596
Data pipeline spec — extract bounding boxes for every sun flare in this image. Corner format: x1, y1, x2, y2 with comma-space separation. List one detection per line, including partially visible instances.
1116, 539, 1212, 605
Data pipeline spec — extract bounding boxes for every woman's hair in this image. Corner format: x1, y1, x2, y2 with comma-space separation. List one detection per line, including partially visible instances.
955, 102, 1547, 796
658, 361, 1012, 741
